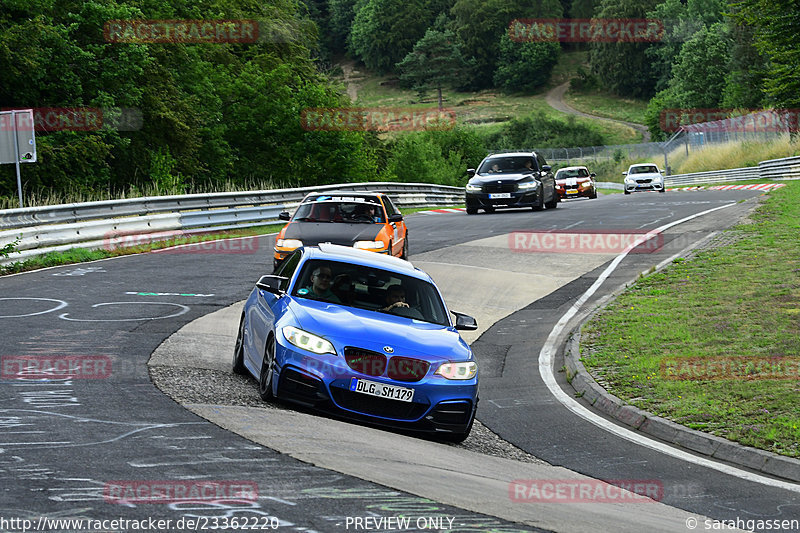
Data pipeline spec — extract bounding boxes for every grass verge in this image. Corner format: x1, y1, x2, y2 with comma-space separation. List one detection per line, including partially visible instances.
563, 89, 648, 126
580, 181, 800, 457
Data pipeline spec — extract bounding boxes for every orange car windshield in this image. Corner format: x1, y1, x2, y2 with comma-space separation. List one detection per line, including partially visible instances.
293, 200, 385, 223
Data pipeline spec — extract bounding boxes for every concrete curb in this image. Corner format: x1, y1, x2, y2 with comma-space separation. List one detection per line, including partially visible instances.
564, 300, 800, 484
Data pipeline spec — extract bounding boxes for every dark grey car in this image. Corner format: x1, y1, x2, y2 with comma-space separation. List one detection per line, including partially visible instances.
465, 152, 559, 214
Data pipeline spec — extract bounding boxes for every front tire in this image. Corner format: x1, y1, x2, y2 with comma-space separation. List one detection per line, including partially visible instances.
232, 315, 247, 375
259, 335, 276, 401
400, 236, 409, 260
545, 191, 559, 209
532, 191, 544, 211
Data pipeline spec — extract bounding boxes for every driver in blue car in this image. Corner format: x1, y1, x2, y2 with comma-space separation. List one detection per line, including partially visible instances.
381, 285, 423, 319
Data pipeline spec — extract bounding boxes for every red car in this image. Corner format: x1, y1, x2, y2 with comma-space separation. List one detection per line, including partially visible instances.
555, 166, 598, 199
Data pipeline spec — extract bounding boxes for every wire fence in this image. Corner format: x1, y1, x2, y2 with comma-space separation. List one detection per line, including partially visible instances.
507, 110, 795, 173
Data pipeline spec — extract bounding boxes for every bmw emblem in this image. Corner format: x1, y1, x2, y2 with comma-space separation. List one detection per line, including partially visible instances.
383, 346, 394, 354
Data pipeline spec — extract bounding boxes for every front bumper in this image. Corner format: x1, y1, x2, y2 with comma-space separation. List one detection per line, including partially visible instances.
272, 339, 478, 435
625, 180, 664, 193
556, 185, 594, 199
465, 190, 540, 209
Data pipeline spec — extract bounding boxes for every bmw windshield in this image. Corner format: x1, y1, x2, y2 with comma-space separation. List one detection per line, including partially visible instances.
291, 259, 450, 326
477, 157, 536, 175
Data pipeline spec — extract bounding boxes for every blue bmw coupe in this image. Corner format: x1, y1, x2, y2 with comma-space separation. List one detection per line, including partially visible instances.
233, 243, 479, 441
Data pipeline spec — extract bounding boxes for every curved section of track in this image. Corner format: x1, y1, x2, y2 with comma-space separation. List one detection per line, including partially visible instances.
2, 190, 797, 532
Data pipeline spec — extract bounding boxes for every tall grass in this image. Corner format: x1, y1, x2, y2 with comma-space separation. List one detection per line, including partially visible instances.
669, 135, 800, 174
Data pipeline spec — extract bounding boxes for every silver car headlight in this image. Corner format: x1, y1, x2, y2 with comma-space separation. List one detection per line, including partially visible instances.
435, 361, 477, 380
518, 181, 538, 190
282, 326, 336, 355
465, 184, 481, 192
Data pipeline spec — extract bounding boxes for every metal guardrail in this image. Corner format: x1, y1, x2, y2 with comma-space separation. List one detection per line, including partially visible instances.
665, 167, 761, 186
0, 182, 464, 264
2, 153, 798, 265
759, 155, 800, 180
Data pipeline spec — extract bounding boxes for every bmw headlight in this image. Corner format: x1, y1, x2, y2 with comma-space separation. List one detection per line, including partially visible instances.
435, 361, 477, 380
282, 326, 336, 355
354, 240, 385, 250
518, 180, 538, 190
465, 183, 481, 192
276, 238, 302, 249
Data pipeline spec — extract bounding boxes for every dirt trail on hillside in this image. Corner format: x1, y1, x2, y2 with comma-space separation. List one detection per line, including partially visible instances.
545, 82, 651, 143
339, 60, 360, 102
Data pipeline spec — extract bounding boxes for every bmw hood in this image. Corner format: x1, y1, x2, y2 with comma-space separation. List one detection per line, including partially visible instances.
285, 299, 472, 362
284, 222, 382, 246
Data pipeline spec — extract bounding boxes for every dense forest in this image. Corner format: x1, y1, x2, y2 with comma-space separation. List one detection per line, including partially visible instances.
0, 0, 797, 200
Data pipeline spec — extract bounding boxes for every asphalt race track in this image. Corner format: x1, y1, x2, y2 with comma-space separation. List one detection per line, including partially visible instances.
1, 190, 798, 532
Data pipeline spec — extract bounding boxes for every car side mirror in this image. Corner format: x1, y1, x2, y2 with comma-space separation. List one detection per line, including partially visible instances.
278, 212, 291, 221
388, 213, 403, 223
622, 171, 628, 176
256, 275, 287, 294
542, 165, 552, 172
590, 173, 596, 178
660, 169, 665, 174
452, 311, 478, 331
466, 168, 475, 178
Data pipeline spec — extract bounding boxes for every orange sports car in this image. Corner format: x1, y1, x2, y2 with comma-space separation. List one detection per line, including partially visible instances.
273, 191, 408, 272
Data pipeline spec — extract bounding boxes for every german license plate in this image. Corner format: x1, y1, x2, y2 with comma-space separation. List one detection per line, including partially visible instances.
489, 193, 511, 199
350, 378, 414, 402
566, 189, 578, 194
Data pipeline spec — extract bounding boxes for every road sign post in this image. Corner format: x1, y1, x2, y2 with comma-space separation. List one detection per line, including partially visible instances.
0, 109, 37, 208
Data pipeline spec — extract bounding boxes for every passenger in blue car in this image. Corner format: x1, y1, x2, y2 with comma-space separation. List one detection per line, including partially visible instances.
297, 265, 341, 303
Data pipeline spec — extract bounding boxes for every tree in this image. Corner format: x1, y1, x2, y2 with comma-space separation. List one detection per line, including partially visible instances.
730, 0, 800, 111
645, 0, 725, 92
449, 0, 562, 90
721, 19, 767, 109
669, 23, 730, 109
396, 28, 471, 110
493, 34, 560, 93
588, 0, 661, 98
348, 0, 438, 73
